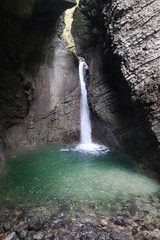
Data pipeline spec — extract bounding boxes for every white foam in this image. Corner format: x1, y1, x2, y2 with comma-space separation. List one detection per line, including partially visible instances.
73, 143, 109, 155
60, 149, 69, 152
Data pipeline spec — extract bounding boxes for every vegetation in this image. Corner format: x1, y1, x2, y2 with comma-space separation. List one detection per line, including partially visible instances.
61, 0, 79, 52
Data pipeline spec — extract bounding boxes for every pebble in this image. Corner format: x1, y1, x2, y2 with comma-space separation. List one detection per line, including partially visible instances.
0, 194, 160, 240
132, 227, 138, 235
100, 219, 108, 227
13, 221, 28, 233
3, 222, 11, 232
44, 232, 54, 240
122, 217, 134, 226
3, 232, 18, 240
114, 216, 133, 226
109, 231, 130, 240
141, 223, 155, 231
33, 231, 45, 240
134, 235, 145, 240
28, 230, 36, 237
97, 234, 110, 240
79, 223, 86, 229
61, 236, 70, 240
18, 229, 28, 239
29, 217, 44, 231
80, 231, 94, 240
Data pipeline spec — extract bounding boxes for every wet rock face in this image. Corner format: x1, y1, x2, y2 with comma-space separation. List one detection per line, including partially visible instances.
6, 87, 80, 148
0, 0, 79, 156
72, 0, 160, 170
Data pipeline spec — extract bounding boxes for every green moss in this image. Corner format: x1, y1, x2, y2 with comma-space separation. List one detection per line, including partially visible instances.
61, 7, 75, 50
72, 8, 86, 32
61, 0, 80, 52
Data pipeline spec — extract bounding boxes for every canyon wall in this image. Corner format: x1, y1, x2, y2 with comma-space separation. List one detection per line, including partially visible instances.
72, 0, 160, 170
0, 0, 80, 158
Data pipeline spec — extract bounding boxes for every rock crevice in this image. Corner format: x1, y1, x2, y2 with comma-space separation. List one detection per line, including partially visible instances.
72, 0, 160, 170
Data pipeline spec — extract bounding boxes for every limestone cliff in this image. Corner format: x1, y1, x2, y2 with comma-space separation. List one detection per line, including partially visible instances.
0, 0, 80, 157
72, 0, 160, 170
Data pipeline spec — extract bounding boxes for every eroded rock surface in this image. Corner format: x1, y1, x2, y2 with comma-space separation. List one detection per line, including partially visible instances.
6, 87, 80, 148
0, 0, 79, 157
72, 0, 160, 170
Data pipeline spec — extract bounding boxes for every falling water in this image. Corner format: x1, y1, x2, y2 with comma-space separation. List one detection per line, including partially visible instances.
79, 61, 92, 144
77, 61, 108, 154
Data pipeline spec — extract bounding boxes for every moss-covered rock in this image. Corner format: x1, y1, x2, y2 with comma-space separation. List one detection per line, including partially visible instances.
72, 0, 97, 56
61, 7, 75, 51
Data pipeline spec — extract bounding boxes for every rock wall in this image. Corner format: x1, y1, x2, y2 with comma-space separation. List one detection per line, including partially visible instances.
6, 87, 80, 148
5, 37, 80, 150
72, 0, 160, 170
32, 36, 79, 117
0, 0, 80, 157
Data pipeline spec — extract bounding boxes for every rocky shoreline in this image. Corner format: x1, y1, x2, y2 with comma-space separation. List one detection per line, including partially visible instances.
0, 195, 160, 240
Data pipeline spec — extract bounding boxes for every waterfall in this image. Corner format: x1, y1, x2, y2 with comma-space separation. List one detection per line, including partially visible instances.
79, 61, 92, 144
73, 61, 108, 154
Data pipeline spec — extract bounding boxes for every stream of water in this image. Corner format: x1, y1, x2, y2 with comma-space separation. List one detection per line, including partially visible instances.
77, 61, 108, 154
79, 61, 92, 145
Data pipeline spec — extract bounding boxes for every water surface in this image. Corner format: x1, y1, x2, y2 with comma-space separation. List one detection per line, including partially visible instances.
0, 144, 159, 219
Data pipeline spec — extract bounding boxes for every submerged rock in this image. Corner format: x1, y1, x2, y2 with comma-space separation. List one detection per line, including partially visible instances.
44, 232, 54, 240
0, 203, 160, 240
3, 232, 20, 240
13, 221, 28, 233
18, 229, 28, 239
141, 223, 155, 231
80, 231, 95, 240
100, 219, 108, 227
3, 222, 11, 232
109, 230, 130, 240
97, 234, 110, 240
27, 230, 37, 238
132, 227, 138, 236
33, 231, 45, 240
29, 217, 44, 231
114, 216, 134, 226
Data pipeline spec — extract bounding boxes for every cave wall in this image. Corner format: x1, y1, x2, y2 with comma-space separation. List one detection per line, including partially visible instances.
0, 0, 80, 157
5, 36, 80, 150
72, 0, 160, 169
